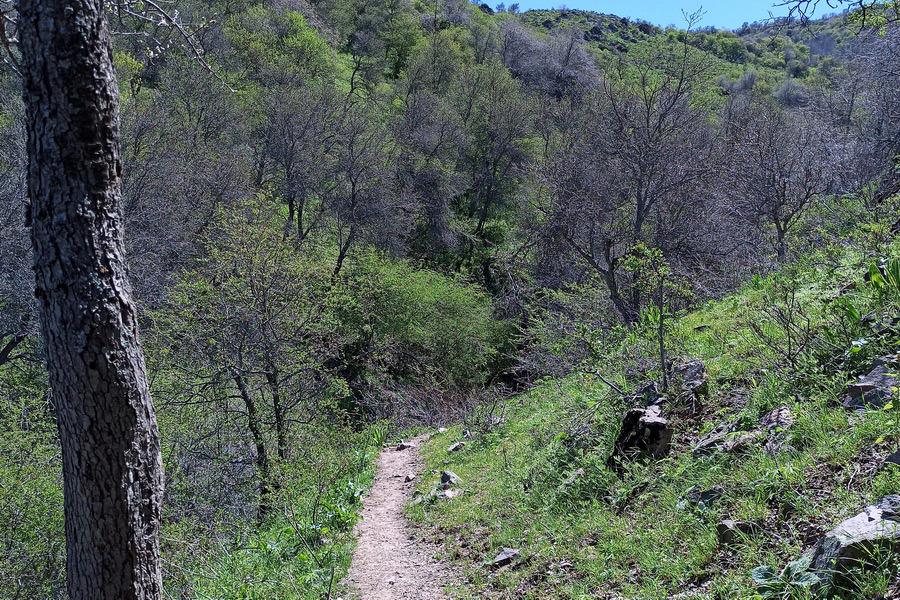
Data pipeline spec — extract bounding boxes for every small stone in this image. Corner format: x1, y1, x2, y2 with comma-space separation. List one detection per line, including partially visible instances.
441, 470, 461, 485
562, 468, 585, 487
759, 407, 794, 433
432, 488, 462, 501
717, 519, 760, 545
396, 442, 412, 451
883, 449, 900, 470
448, 441, 466, 453
438, 427, 448, 433
491, 547, 520, 568
684, 487, 724, 508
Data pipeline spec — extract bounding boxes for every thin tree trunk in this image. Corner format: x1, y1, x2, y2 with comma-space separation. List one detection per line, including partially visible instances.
265, 370, 288, 461
776, 225, 787, 261
233, 371, 273, 522
658, 282, 667, 392
19, 0, 164, 598
333, 225, 356, 280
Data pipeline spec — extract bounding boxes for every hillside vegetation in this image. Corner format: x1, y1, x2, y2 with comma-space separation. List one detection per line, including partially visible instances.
1, 0, 899, 597
413, 195, 900, 599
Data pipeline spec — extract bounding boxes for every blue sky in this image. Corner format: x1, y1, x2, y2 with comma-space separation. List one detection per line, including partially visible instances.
508, 0, 799, 30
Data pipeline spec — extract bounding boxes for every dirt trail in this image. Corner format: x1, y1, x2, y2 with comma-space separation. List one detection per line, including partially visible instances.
344, 433, 455, 600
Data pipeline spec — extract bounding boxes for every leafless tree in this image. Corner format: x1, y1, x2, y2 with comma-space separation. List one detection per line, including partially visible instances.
0, 79, 34, 368
257, 82, 342, 245
539, 39, 718, 322
725, 99, 835, 260
120, 57, 251, 307
395, 90, 465, 257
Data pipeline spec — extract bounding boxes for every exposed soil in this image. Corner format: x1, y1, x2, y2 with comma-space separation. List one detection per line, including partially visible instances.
344, 433, 455, 600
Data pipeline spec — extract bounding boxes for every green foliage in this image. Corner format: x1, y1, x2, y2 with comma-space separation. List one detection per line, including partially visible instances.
227, 6, 333, 83
751, 556, 820, 599
336, 250, 502, 388
867, 257, 900, 304
0, 359, 64, 600
161, 424, 377, 600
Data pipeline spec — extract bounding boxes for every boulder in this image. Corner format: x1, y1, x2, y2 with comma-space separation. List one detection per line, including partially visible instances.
672, 359, 709, 398
843, 365, 898, 410
490, 547, 520, 568
607, 406, 672, 469
441, 470, 462, 486
810, 496, 900, 587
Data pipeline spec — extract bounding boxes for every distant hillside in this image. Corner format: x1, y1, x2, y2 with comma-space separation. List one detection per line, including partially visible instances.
518, 7, 857, 78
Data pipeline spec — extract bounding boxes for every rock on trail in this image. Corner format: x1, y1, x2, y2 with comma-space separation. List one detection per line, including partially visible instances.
344, 433, 455, 600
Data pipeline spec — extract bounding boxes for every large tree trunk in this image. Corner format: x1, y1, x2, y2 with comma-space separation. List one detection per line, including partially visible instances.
19, 1, 165, 599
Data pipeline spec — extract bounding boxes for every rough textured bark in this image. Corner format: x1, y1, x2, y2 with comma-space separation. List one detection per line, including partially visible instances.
18, 1, 165, 599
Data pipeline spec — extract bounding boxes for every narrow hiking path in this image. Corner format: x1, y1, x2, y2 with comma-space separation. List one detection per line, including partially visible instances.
344, 433, 455, 600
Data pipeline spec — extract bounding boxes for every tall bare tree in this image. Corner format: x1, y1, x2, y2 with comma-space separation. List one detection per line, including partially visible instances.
19, 0, 164, 598
540, 39, 717, 323
726, 99, 834, 261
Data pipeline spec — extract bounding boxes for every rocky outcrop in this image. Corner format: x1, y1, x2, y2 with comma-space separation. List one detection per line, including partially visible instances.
607, 404, 672, 469
672, 359, 709, 398
810, 496, 900, 587
843, 356, 898, 410
693, 407, 794, 455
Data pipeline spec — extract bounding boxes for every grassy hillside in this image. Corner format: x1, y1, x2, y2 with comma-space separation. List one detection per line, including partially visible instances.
409, 195, 900, 599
